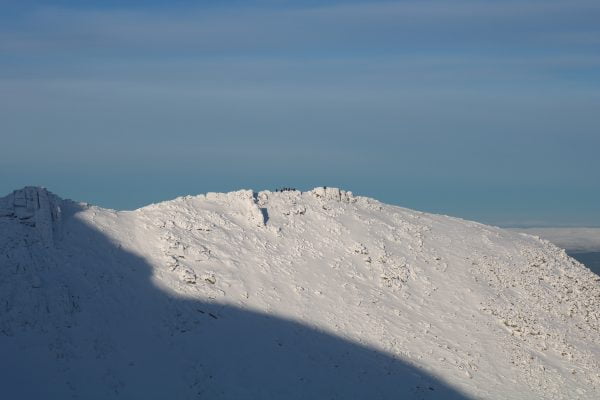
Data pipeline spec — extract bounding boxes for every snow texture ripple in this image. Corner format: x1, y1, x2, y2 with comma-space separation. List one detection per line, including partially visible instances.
0, 187, 599, 399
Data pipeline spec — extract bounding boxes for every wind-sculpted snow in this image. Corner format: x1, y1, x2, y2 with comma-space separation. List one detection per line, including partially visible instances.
0, 187, 599, 399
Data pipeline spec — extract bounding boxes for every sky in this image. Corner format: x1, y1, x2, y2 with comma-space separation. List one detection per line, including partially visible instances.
1, 0, 599, 227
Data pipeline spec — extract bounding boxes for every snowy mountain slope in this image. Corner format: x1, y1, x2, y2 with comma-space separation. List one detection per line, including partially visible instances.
1, 187, 599, 399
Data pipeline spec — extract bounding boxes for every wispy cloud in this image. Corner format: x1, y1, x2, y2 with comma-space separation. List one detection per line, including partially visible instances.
1, 1, 599, 221
2, 0, 599, 55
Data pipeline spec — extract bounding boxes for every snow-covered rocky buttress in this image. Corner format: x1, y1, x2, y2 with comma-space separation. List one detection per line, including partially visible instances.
0, 187, 599, 399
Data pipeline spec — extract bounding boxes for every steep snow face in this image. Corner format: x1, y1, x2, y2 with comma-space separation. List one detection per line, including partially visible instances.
1, 187, 599, 399
0, 186, 63, 247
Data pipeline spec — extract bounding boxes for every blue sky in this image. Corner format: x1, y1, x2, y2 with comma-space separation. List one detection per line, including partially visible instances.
1, 0, 599, 226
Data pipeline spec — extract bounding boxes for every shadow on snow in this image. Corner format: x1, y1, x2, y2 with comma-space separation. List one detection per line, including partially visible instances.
0, 202, 470, 399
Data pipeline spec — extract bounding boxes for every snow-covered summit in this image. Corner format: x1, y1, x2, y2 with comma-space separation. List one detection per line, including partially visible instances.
1, 187, 599, 399
0, 187, 66, 246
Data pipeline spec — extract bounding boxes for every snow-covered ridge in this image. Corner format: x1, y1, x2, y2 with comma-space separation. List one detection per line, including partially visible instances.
0, 187, 65, 246
511, 227, 600, 252
1, 187, 599, 399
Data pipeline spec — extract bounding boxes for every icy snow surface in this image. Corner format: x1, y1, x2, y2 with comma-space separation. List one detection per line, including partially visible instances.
1, 187, 599, 399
